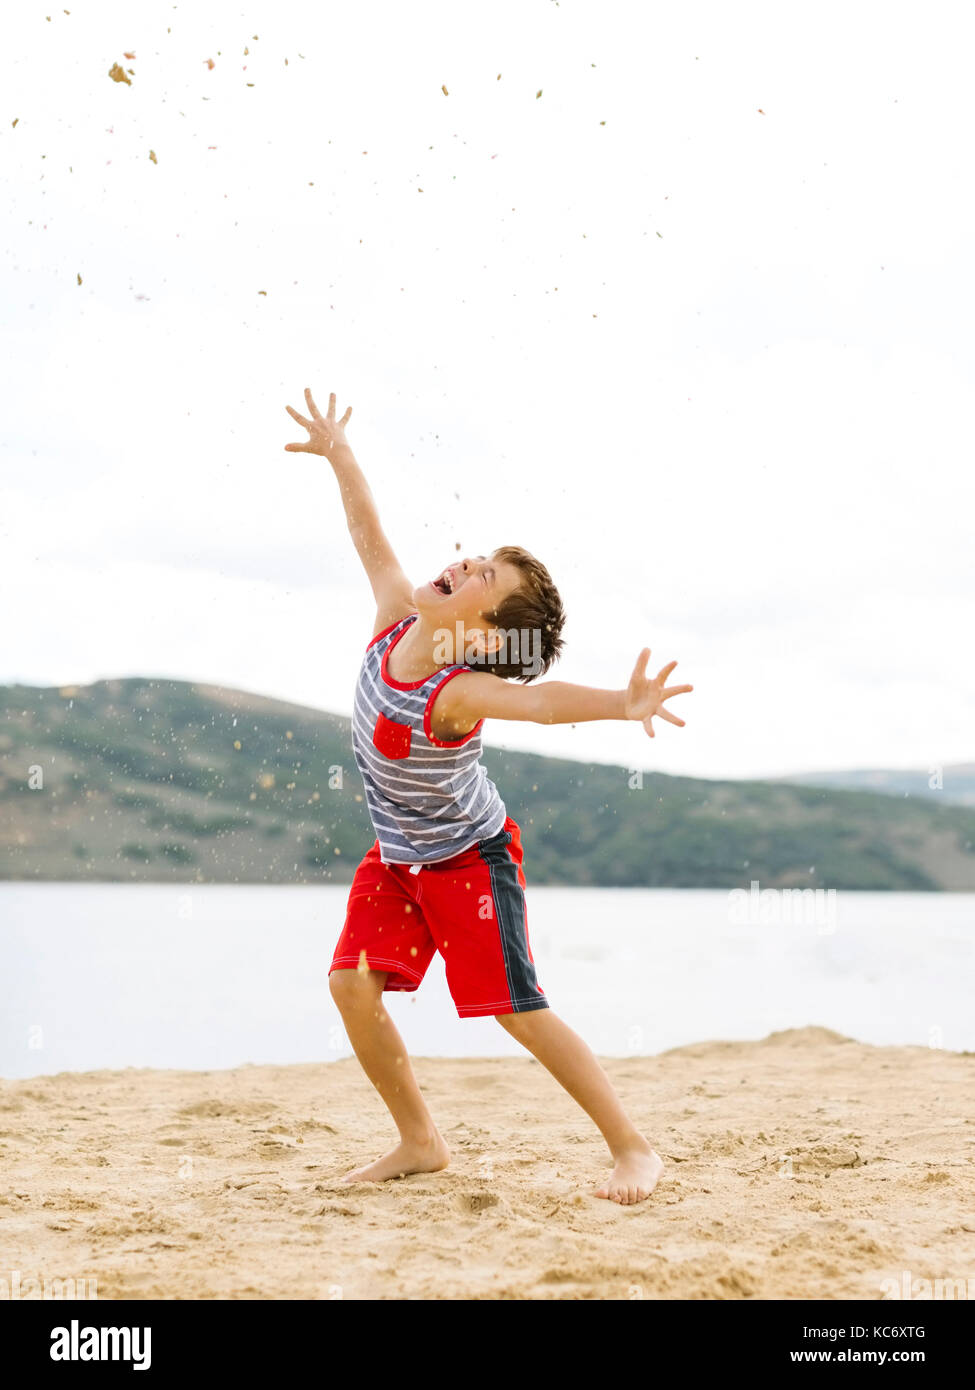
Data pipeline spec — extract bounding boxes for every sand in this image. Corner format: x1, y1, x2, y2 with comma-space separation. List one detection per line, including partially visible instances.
2, 1027, 974, 1300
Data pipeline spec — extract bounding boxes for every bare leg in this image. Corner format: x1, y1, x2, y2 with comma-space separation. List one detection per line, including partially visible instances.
329, 968, 449, 1183
496, 1009, 663, 1205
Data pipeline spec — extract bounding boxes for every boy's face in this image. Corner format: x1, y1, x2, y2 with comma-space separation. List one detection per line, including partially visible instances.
414, 551, 523, 647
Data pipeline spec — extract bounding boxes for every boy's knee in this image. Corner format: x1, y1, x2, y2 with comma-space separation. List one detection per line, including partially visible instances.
329, 967, 385, 1009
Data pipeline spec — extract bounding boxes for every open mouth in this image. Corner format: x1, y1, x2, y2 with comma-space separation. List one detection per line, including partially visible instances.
430, 567, 456, 596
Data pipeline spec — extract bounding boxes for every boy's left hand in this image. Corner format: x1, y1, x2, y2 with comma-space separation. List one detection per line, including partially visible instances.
625, 649, 693, 738
284, 388, 352, 459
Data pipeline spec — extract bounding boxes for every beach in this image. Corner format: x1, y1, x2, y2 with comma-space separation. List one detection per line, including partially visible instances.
3, 1026, 974, 1300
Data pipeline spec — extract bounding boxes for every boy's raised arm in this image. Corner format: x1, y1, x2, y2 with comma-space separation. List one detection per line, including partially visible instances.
285, 388, 414, 634
437, 650, 693, 740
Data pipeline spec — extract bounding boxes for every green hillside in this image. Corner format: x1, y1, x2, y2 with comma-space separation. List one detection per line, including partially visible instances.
2, 678, 974, 889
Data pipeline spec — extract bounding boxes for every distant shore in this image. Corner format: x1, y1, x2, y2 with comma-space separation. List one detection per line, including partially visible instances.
3, 1027, 973, 1299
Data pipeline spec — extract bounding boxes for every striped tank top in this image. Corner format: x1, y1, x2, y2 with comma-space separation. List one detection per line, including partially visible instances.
351, 613, 508, 865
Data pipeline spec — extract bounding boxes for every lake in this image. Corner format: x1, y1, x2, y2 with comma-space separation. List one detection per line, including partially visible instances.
2, 884, 973, 1078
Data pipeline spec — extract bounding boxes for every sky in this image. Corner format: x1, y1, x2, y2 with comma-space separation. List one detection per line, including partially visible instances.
2, 1, 973, 781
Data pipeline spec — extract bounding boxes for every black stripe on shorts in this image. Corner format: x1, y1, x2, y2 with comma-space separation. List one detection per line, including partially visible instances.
477, 828, 549, 1013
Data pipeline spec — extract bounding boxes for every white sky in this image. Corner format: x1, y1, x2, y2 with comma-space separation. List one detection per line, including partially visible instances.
2, 1, 973, 779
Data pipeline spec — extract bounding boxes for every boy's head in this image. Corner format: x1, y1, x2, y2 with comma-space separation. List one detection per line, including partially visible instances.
415, 545, 565, 681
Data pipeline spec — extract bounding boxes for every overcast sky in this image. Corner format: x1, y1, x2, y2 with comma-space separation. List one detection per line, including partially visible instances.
2, 1, 972, 780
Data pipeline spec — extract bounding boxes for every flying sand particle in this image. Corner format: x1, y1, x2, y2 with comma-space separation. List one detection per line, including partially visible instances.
149, 150, 157, 163
108, 63, 131, 86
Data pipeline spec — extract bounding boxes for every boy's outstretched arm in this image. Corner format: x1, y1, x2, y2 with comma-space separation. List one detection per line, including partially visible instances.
285, 388, 414, 634
435, 650, 693, 740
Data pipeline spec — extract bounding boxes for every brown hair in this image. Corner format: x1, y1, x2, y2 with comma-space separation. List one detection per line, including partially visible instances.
472, 545, 566, 682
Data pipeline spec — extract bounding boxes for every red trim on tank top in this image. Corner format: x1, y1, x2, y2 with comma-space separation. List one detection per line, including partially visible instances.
379, 614, 436, 690
367, 614, 414, 651
424, 668, 484, 747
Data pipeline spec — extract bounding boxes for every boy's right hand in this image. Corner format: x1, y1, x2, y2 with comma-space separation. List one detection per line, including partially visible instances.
284, 388, 353, 458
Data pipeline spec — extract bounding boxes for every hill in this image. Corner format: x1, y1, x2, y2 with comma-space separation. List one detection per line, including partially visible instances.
2, 678, 974, 889
776, 765, 975, 807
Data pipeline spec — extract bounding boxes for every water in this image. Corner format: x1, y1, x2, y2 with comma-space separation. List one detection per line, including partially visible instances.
2, 884, 973, 1078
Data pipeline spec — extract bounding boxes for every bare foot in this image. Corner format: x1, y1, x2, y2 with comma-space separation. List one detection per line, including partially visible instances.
593, 1142, 664, 1205
341, 1133, 450, 1185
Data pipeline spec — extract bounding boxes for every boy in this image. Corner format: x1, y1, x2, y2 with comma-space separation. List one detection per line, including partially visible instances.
285, 388, 692, 1205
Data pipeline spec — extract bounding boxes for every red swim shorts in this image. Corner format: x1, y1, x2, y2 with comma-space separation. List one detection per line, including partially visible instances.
329, 816, 548, 1018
